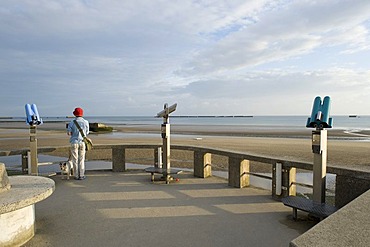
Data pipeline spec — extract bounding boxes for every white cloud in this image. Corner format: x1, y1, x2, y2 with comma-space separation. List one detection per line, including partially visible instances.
173, 68, 370, 115
176, 0, 370, 76
0, 0, 370, 116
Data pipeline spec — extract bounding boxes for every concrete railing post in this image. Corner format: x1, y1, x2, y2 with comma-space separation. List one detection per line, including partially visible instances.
194, 151, 212, 178
282, 165, 296, 198
228, 157, 250, 188
112, 146, 126, 172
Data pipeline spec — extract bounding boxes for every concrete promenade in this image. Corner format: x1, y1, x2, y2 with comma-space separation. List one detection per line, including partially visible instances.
22, 170, 315, 247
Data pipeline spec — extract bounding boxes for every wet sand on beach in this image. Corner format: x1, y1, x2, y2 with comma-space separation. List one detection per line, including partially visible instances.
0, 121, 369, 172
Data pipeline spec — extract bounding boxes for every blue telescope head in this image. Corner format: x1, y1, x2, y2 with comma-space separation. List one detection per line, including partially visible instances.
25, 104, 43, 126
306, 96, 333, 129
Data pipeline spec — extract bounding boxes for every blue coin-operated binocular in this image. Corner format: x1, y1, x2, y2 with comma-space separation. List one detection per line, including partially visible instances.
25, 104, 43, 126
306, 96, 333, 129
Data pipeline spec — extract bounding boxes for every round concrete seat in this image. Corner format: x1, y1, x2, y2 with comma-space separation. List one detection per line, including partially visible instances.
0, 175, 55, 247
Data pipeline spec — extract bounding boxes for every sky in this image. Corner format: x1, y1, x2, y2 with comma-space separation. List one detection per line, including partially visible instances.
1, 0, 370, 117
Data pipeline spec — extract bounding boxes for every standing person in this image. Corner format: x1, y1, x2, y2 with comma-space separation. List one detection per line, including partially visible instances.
67, 107, 89, 180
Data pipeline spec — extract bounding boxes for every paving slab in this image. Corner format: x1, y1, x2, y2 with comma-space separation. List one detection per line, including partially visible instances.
23, 170, 316, 247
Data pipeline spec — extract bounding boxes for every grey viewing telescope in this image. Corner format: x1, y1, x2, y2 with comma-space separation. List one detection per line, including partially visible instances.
156, 103, 177, 118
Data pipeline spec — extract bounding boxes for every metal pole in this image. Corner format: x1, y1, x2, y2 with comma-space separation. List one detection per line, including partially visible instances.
29, 126, 38, 175
275, 163, 282, 196
312, 129, 327, 203
156, 103, 177, 183
157, 147, 162, 168
162, 115, 170, 170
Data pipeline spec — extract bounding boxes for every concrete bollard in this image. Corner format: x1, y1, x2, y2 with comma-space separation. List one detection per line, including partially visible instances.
112, 146, 126, 172
194, 151, 212, 178
228, 157, 250, 188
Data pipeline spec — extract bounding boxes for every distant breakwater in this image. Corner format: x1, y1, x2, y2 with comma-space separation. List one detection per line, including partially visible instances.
170, 115, 253, 118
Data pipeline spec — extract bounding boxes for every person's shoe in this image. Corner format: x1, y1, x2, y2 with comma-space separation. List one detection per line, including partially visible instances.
79, 176, 86, 180
74, 177, 79, 180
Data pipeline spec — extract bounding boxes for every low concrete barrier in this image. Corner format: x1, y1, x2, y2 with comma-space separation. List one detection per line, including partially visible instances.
290, 189, 370, 247
1, 144, 370, 208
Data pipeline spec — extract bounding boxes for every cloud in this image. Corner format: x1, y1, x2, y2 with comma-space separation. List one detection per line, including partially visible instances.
176, 0, 370, 76
0, 1, 370, 116
173, 68, 370, 115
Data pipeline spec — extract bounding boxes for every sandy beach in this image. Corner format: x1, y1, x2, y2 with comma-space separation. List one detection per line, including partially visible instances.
0, 121, 370, 172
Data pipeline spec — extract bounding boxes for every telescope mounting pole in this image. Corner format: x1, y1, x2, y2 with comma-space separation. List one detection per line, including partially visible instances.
162, 104, 171, 171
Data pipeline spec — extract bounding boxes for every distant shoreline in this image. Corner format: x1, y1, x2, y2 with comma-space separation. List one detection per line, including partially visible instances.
170, 115, 254, 118
0, 121, 369, 141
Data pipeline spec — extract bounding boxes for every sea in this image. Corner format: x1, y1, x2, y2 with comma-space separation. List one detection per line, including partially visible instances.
4, 115, 370, 130
74, 115, 370, 129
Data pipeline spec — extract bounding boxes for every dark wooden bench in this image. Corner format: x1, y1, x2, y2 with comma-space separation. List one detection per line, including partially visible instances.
281, 196, 337, 220
144, 167, 183, 184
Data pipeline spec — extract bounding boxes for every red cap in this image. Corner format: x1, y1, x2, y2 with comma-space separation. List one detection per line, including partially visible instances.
73, 107, 84, 117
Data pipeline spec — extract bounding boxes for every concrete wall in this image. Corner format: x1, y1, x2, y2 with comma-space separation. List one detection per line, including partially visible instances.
290, 189, 370, 247
335, 175, 370, 208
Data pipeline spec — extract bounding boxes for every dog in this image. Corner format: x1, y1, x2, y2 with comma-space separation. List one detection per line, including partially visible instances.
60, 162, 73, 180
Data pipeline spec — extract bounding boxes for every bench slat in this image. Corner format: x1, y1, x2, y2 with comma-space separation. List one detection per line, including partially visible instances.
144, 167, 182, 175
282, 196, 337, 218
